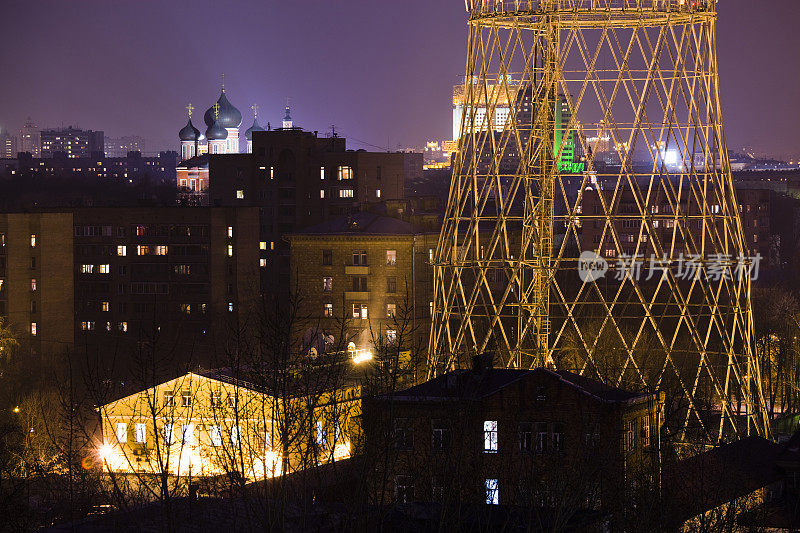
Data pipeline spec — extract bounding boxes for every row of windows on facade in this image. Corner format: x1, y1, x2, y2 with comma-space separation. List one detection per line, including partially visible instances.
233, 187, 365, 200
320, 249, 397, 267
322, 276, 399, 293
76, 302, 237, 331
393, 418, 653, 455
0, 233, 39, 247
75, 225, 212, 238
394, 476, 500, 506
115, 420, 340, 449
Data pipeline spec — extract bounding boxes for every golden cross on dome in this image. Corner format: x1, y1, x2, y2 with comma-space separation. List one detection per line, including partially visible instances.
186, 103, 195, 119
221, 73, 226, 93
213, 102, 221, 120
251, 103, 259, 119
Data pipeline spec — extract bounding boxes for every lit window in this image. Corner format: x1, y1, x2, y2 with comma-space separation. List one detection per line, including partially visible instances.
101, 301, 110, 312
320, 166, 325, 180
137, 245, 149, 256
231, 426, 240, 446
270, 241, 275, 250
387, 329, 397, 343
485, 479, 499, 505
117, 245, 126, 256
228, 302, 234, 312
30, 234, 36, 247
227, 226, 233, 238
323, 277, 333, 292
236, 190, 244, 199
99, 264, 110, 274
376, 189, 381, 198
429, 249, 434, 263
387, 303, 396, 318
227, 244, 234, 257
119, 322, 128, 332
134, 423, 146, 444
484, 420, 498, 453
31, 279, 37, 291
270, 166, 274, 179
429, 301, 434, 315
80, 264, 94, 274
30, 322, 37, 336
339, 189, 354, 198
163, 424, 175, 445
386, 250, 396, 265
154, 246, 167, 256
352, 303, 368, 319
182, 424, 194, 445
80, 321, 95, 331
316, 421, 326, 448
211, 425, 222, 446
116, 423, 127, 443
337, 166, 353, 180
259, 258, 267, 267
323, 303, 334, 317
259, 241, 267, 250
320, 189, 325, 199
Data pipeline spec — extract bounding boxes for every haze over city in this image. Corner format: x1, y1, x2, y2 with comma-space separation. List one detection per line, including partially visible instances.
0, 0, 798, 157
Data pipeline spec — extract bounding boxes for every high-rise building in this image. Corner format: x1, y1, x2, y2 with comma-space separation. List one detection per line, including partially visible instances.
40, 126, 104, 158
452, 76, 516, 142
18, 117, 40, 157
0, 129, 17, 158
105, 135, 145, 158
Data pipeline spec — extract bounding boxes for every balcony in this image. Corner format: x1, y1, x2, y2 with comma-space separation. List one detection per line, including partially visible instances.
345, 291, 370, 300
345, 265, 369, 275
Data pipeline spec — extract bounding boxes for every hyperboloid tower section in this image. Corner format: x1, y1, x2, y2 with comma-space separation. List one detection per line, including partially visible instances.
429, 0, 769, 442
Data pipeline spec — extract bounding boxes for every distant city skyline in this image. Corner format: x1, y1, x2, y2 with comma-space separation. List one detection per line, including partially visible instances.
0, 0, 797, 158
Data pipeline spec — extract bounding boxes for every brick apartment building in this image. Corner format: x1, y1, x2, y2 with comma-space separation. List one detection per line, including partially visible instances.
0, 207, 260, 374
287, 212, 437, 357
178, 129, 422, 293
0, 213, 75, 356
364, 358, 663, 514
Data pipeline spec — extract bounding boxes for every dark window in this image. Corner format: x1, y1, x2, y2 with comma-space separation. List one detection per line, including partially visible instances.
387, 277, 397, 293
394, 421, 414, 451
536, 422, 548, 454
322, 249, 332, 265
519, 423, 533, 453
552, 422, 564, 453
352, 250, 367, 266
432, 425, 451, 452
352, 277, 367, 291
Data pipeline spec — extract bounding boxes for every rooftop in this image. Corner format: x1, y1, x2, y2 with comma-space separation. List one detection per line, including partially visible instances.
291, 211, 420, 236
389, 366, 651, 404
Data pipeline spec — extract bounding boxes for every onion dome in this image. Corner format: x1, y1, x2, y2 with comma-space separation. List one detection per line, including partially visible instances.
179, 119, 201, 142
203, 91, 242, 129
245, 118, 265, 140
206, 119, 228, 141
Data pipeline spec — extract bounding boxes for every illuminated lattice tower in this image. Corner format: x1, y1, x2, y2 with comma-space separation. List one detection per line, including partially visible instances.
429, 0, 769, 442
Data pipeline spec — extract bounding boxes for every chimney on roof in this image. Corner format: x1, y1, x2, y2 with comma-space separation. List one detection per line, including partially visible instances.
472, 351, 494, 375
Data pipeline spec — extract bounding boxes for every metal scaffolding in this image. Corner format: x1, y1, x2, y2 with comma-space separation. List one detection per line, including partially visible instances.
429, 0, 769, 442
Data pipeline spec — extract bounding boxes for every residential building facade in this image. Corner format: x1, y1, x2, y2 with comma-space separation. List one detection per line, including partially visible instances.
287, 212, 436, 356
364, 361, 663, 515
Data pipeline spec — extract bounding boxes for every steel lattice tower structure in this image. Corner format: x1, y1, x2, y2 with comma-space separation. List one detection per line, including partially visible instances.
429, 0, 769, 442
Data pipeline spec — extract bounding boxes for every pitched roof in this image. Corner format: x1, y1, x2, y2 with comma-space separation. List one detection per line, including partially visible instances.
389, 367, 650, 404
291, 211, 418, 236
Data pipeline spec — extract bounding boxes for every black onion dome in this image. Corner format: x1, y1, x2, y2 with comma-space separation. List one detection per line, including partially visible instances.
245, 118, 265, 140
179, 119, 201, 142
205, 119, 228, 140
203, 91, 242, 129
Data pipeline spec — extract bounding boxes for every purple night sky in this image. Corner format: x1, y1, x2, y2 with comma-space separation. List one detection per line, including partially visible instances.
0, 0, 797, 157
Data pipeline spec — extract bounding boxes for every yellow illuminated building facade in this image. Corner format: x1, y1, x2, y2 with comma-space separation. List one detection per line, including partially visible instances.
98, 368, 361, 480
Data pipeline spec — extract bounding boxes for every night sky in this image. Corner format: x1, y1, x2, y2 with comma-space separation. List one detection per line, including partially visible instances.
0, 0, 797, 157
